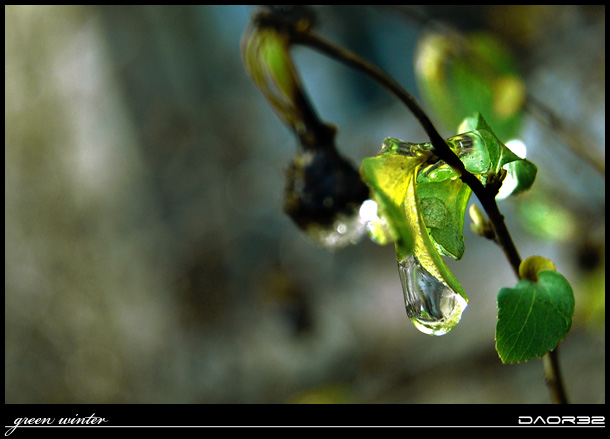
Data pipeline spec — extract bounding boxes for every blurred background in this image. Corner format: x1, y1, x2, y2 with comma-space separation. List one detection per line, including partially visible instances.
5, 5, 604, 404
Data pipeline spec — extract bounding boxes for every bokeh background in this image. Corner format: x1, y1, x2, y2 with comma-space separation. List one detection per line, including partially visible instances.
5, 5, 604, 404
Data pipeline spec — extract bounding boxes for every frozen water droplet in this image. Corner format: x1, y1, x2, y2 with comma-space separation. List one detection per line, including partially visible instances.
358, 199, 394, 245
398, 254, 468, 335
417, 131, 492, 184
380, 137, 433, 157
447, 131, 491, 175
305, 210, 366, 249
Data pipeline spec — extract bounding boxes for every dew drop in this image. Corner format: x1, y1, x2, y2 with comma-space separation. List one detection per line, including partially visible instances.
397, 254, 468, 335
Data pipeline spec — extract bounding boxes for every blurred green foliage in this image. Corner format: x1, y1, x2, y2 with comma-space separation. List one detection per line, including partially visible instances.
415, 32, 525, 141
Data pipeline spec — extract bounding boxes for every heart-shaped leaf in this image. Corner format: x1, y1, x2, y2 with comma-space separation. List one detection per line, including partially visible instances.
496, 269, 574, 364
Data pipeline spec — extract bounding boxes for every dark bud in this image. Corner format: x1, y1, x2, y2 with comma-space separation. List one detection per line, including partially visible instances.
284, 131, 370, 247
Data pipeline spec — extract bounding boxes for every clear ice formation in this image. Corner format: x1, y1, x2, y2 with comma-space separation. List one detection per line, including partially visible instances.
398, 253, 468, 336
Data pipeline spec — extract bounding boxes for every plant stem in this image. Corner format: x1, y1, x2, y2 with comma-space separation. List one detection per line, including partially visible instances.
291, 28, 568, 403
293, 31, 522, 277
543, 348, 569, 404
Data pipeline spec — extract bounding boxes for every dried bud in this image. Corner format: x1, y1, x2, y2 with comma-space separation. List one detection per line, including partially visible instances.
284, 133, 370, 248
242, 10, 370, 248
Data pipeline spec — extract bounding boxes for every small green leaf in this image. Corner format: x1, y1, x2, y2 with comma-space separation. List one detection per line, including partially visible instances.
458, 113, 537, 197
242, 24, 307, 133
459, 113, 519, 172
496, 270, 575, 364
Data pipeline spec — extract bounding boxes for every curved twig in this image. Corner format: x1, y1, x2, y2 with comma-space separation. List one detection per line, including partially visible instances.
248, 9, 567, 403
292, 31, 522, 278
290, 27, 569, 404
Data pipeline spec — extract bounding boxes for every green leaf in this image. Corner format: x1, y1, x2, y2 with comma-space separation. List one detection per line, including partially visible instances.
458, 113, 519, 172
413, 129, 494, 260
398, 164, 468, 303
496, 270, 575, 364
417, 177, 472, 259
242, 25, 306, 133
360, 154, 427, 258
458, 113, 537, 196
360, 145, 467, 302
504, 159, 538, 196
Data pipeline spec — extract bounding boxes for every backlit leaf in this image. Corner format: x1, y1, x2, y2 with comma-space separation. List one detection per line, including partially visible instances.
360, 144, 467, 302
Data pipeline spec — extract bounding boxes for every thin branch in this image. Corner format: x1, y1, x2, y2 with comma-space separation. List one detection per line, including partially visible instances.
385, 4, 605, 178
246, 8, 568, 402
292, 30, 522, 277
290, 27, 570, 403
543, 348, 569, 404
